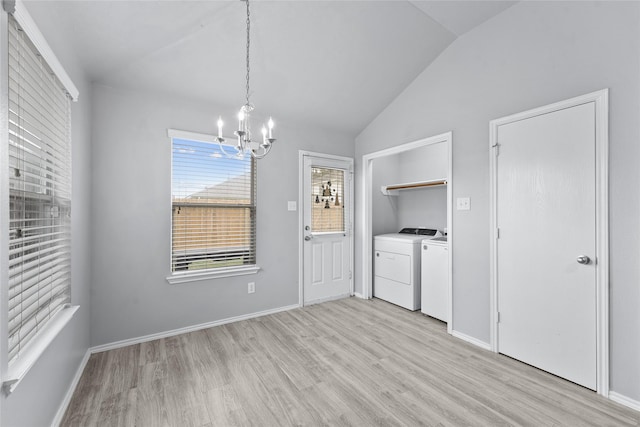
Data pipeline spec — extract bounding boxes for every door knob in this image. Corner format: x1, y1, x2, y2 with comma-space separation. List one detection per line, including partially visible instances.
304, 236, 312, 241
305, 226, 310, 231
577, 255, 590, 265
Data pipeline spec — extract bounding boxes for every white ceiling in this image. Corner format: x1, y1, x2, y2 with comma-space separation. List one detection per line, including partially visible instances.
24, 1, 515, 136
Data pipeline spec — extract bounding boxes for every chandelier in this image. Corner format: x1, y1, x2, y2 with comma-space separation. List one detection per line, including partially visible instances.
216, 0, 275, 159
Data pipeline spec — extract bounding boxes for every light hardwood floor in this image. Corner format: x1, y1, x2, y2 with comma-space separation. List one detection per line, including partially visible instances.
61, 298, 639, 426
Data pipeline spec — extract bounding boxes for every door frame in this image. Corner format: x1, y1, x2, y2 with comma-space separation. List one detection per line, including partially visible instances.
298, 151, 354, 307
361, 132, 453, 333
489, 89, 609, 395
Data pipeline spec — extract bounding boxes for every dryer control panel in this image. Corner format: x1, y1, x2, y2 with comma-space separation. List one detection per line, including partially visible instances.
399, 228, 442, 237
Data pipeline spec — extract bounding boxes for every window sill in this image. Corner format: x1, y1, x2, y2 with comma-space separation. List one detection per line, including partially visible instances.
3, 305, 79, 395
166, 265, 261, 285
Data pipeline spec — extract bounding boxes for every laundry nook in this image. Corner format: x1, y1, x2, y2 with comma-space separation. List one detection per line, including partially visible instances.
370, 135, 451, 321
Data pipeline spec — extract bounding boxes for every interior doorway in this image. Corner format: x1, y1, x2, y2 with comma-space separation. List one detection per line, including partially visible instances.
361, 132, 453, 332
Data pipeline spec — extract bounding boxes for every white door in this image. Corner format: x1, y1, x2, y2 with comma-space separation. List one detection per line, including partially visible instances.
496, 102, 597, 390
302, 155, 352, 305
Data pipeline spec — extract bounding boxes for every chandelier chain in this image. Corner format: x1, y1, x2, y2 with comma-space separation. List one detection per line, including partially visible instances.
245, 0, 251, 106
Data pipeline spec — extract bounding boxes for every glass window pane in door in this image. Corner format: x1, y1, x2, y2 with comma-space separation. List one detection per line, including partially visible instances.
311, 167, 344, 233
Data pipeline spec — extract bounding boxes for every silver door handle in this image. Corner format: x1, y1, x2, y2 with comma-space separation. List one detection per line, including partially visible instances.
304, 236, 312, 241
577, 255, 590, 265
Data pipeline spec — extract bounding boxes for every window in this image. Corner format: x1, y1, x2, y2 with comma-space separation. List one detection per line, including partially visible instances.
168, 131, 258, 282
5, 11, 77, 390
311, 167, 345, 233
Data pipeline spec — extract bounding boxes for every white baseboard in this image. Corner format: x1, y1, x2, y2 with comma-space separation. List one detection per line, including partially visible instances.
51, 349, 91, 427
451, 330, 492, 351
90, 304, 300, 354
609, 391, 640, 412
354, 292, 365, 299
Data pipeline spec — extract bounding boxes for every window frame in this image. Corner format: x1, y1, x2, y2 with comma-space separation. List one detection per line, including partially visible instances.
166, 129, 260, 285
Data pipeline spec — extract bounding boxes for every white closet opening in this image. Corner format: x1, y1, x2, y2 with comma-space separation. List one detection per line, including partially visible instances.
361, 132, 453, 332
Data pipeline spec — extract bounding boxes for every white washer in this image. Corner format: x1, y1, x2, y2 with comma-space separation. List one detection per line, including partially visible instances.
421, 236, 448, 322
374, 228, 442, 310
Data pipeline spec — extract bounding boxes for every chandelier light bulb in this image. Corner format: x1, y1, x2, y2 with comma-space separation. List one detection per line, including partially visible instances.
217, 116, 223, 138
261, 125, 267, 144
268, 117, 274, 138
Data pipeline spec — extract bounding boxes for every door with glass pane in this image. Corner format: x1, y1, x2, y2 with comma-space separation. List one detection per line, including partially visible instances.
303, 155, 352, 305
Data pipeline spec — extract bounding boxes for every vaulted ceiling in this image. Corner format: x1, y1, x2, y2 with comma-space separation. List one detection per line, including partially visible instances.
25, 1, 516, 135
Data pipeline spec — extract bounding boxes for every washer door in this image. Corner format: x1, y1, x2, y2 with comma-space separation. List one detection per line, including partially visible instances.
375, 250, 411, 284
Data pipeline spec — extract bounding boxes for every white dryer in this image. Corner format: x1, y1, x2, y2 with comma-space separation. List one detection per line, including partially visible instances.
374, 228, 442, 310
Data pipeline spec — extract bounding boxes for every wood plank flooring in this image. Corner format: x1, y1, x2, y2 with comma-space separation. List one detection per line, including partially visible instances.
61, 298, 640, 426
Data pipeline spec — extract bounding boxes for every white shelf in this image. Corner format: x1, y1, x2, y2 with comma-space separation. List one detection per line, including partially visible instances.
381, 178, 447, 196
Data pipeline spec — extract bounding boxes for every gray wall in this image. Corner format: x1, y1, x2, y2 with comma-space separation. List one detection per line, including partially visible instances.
90, 84, 354, 346
397, 186, 446, 232
396, 142, 447, 231
1, 5, 93, 426
398, 142, 447, 183
371, 155, 400, 236
355, 1, 640, 400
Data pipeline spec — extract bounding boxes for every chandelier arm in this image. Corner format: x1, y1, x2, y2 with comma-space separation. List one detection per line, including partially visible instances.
218, 138, 240, 159
249, 143, 272, 159
250, 150, 266, 159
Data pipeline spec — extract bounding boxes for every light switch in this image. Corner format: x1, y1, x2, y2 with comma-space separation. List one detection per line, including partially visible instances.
287, 201, 297, 211
457, 197, 470, 211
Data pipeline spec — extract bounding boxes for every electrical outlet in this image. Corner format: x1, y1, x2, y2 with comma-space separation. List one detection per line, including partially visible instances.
248, 282, 255, 294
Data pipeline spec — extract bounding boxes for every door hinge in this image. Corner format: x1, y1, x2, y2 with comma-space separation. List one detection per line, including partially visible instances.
497, 312, 501, 323
496, 227, 500, 239
349, 271, 352, 279
492, 143, 500, 156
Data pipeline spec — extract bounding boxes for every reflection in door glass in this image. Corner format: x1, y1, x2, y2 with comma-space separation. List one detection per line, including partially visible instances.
311, 167, 345, 232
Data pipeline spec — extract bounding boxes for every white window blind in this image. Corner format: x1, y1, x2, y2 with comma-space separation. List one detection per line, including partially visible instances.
7, 15, 72, 366
171, 137, 256, 273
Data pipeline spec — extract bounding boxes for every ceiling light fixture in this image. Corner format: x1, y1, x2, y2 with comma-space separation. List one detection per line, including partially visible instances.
216, 0, 275, 159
